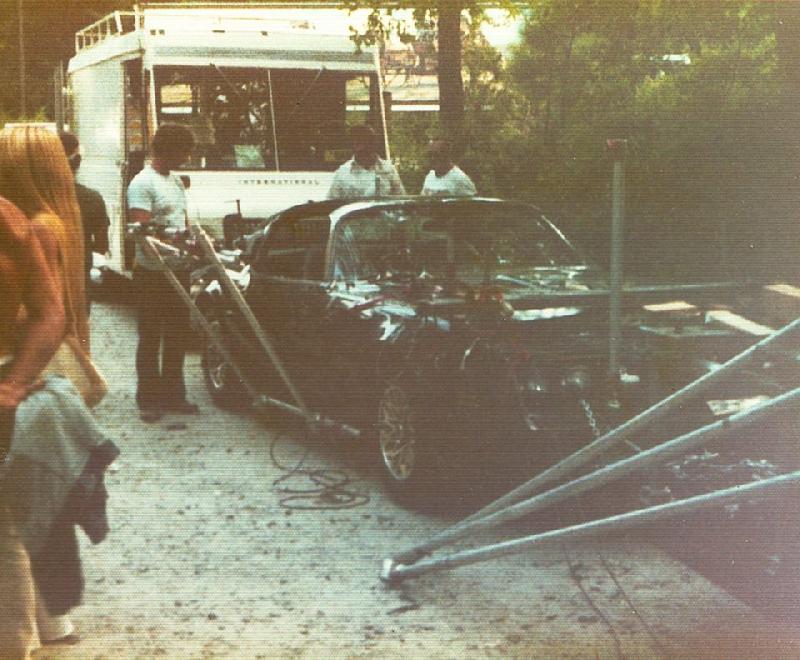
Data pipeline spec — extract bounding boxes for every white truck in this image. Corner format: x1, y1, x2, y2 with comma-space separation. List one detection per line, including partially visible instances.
61, 2, 388, 276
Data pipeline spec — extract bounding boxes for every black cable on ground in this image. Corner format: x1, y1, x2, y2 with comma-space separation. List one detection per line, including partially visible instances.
595, 551, 669, 658
571, 492, 668, 659
561, 542, 626, 660
269, 433, 370, 511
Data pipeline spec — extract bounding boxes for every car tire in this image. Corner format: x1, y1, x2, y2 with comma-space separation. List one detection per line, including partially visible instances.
202, 321, 249, 410
376, 382, 462, 511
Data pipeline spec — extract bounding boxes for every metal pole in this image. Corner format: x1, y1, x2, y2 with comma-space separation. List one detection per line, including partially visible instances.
18, 0, 26, 118
140, 235, 359, 437
391, 384, 800, 564
267, 70, 280, 171
450, 314, 800, 528
54, 63, 64, 133
193, 230, 309, 417
383, 471, 800, 582
376, 50, 391, 160
140, 236, 260, 401
607, 139, 627, 377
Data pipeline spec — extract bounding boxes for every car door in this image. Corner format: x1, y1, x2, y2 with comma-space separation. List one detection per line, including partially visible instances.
246, 213, 332, 404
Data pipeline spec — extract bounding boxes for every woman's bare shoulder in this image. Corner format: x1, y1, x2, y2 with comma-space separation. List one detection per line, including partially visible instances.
0, 196, 31, 244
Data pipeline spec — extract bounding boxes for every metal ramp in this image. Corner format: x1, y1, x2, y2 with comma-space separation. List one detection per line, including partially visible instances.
381, 315, 800, 582
140, 230, 360, 438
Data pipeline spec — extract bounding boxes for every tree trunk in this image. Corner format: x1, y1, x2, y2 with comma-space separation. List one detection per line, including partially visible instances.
437, 1, 465, 148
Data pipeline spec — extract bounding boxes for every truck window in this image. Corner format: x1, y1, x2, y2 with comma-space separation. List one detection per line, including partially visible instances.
154, 66, 376, 172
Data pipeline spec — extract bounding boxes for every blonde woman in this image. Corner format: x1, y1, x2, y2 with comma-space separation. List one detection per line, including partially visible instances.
0, 126, 87, 648
0, 125, 88, 352
0, 195, 66, 660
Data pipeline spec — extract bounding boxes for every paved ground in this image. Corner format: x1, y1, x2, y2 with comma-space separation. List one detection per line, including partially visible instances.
35, 301, 800, 659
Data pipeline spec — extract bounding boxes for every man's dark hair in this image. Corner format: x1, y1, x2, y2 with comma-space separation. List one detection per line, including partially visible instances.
429, 136, 453, 155
59, 131, 82, 172
350, 124, 377, 145
152, 123, 195, 159
59, 131, 79, 156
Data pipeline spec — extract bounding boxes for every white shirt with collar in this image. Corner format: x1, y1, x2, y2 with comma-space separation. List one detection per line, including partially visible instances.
327, 157, 406, 198
421, 165, 477, 197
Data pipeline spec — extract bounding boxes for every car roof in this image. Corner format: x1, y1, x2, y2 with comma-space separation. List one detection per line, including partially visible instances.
276, 196, 538, 225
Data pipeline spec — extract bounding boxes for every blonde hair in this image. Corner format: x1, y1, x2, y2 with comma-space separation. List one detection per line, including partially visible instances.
0, 125, 88, 348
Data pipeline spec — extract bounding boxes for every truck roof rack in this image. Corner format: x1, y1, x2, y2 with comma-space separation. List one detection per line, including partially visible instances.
75, 11, 141, 52
73, 3, 363, 53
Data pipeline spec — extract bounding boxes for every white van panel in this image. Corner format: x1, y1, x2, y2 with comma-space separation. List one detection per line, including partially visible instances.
183, 170, 334, 236
71, 59, 127, 274
140, 30, 374, 72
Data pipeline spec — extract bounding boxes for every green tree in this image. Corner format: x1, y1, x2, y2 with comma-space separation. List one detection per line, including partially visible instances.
0, 1, 132, 119
504, 0, 787, 280
349, 1, 516, 147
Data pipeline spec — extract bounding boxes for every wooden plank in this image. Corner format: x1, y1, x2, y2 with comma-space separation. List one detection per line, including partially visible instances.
758, 283, 800, 328
705, 310, 775, 336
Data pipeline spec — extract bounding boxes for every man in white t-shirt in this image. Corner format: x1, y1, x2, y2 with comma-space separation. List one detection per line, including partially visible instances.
420, 138, 477, 197
328, 125, 405, 198
127, 124, 197, 421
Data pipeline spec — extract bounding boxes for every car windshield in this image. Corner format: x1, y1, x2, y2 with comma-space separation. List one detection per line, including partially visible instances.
332, 202, 582, 284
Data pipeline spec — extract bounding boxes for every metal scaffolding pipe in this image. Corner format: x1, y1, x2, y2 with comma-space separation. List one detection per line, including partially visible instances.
141, 236, 261, 403
607, 139, 626, 377
194, 230, 310, 417
142, 235, 359, 438
456, 315, 800, 527
392, 384, 800, 564
382, 471, 800, 582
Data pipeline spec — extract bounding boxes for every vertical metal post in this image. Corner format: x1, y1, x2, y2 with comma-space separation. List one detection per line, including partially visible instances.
18, 0, 26, 118
54, 63, 65, 133
607, 139, 627, 377
375, 50, 391, 160
267, 70, 280, 171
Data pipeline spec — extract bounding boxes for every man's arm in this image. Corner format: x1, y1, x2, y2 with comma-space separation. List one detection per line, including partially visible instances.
79, 186, 111, 253
129, 208, 152, 224
127, 175, 154, 224
420, 171, 434, 196
0, 228, 66, 409
389, 164, 406, 195
93, 193, 110, 253
458, 171, 477, 197
327, 168, 346, 199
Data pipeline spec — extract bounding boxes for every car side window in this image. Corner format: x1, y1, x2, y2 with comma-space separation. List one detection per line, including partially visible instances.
253, 215, 330, 280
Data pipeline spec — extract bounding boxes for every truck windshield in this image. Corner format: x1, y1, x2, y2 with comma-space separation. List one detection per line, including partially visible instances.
154, 65, 375, 172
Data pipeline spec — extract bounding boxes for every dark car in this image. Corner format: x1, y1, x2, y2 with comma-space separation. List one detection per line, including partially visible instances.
199, 197, 654, 504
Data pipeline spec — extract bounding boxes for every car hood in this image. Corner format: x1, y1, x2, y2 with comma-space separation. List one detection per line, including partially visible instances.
329, 265, 612, 323
491, 265, 607, 300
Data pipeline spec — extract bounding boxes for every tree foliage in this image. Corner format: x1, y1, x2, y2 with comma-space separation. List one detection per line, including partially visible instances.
459, 0, 797, 281
0, 1, 133, 120
3, 1, 797, 280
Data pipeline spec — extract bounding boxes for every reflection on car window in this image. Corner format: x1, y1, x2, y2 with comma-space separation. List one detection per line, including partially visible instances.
332, 202, 580, 283
254, 215, 329, 279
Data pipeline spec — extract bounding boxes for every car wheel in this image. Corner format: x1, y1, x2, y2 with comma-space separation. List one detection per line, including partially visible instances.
377, 383, 454, 509
202, 321, 249, 410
